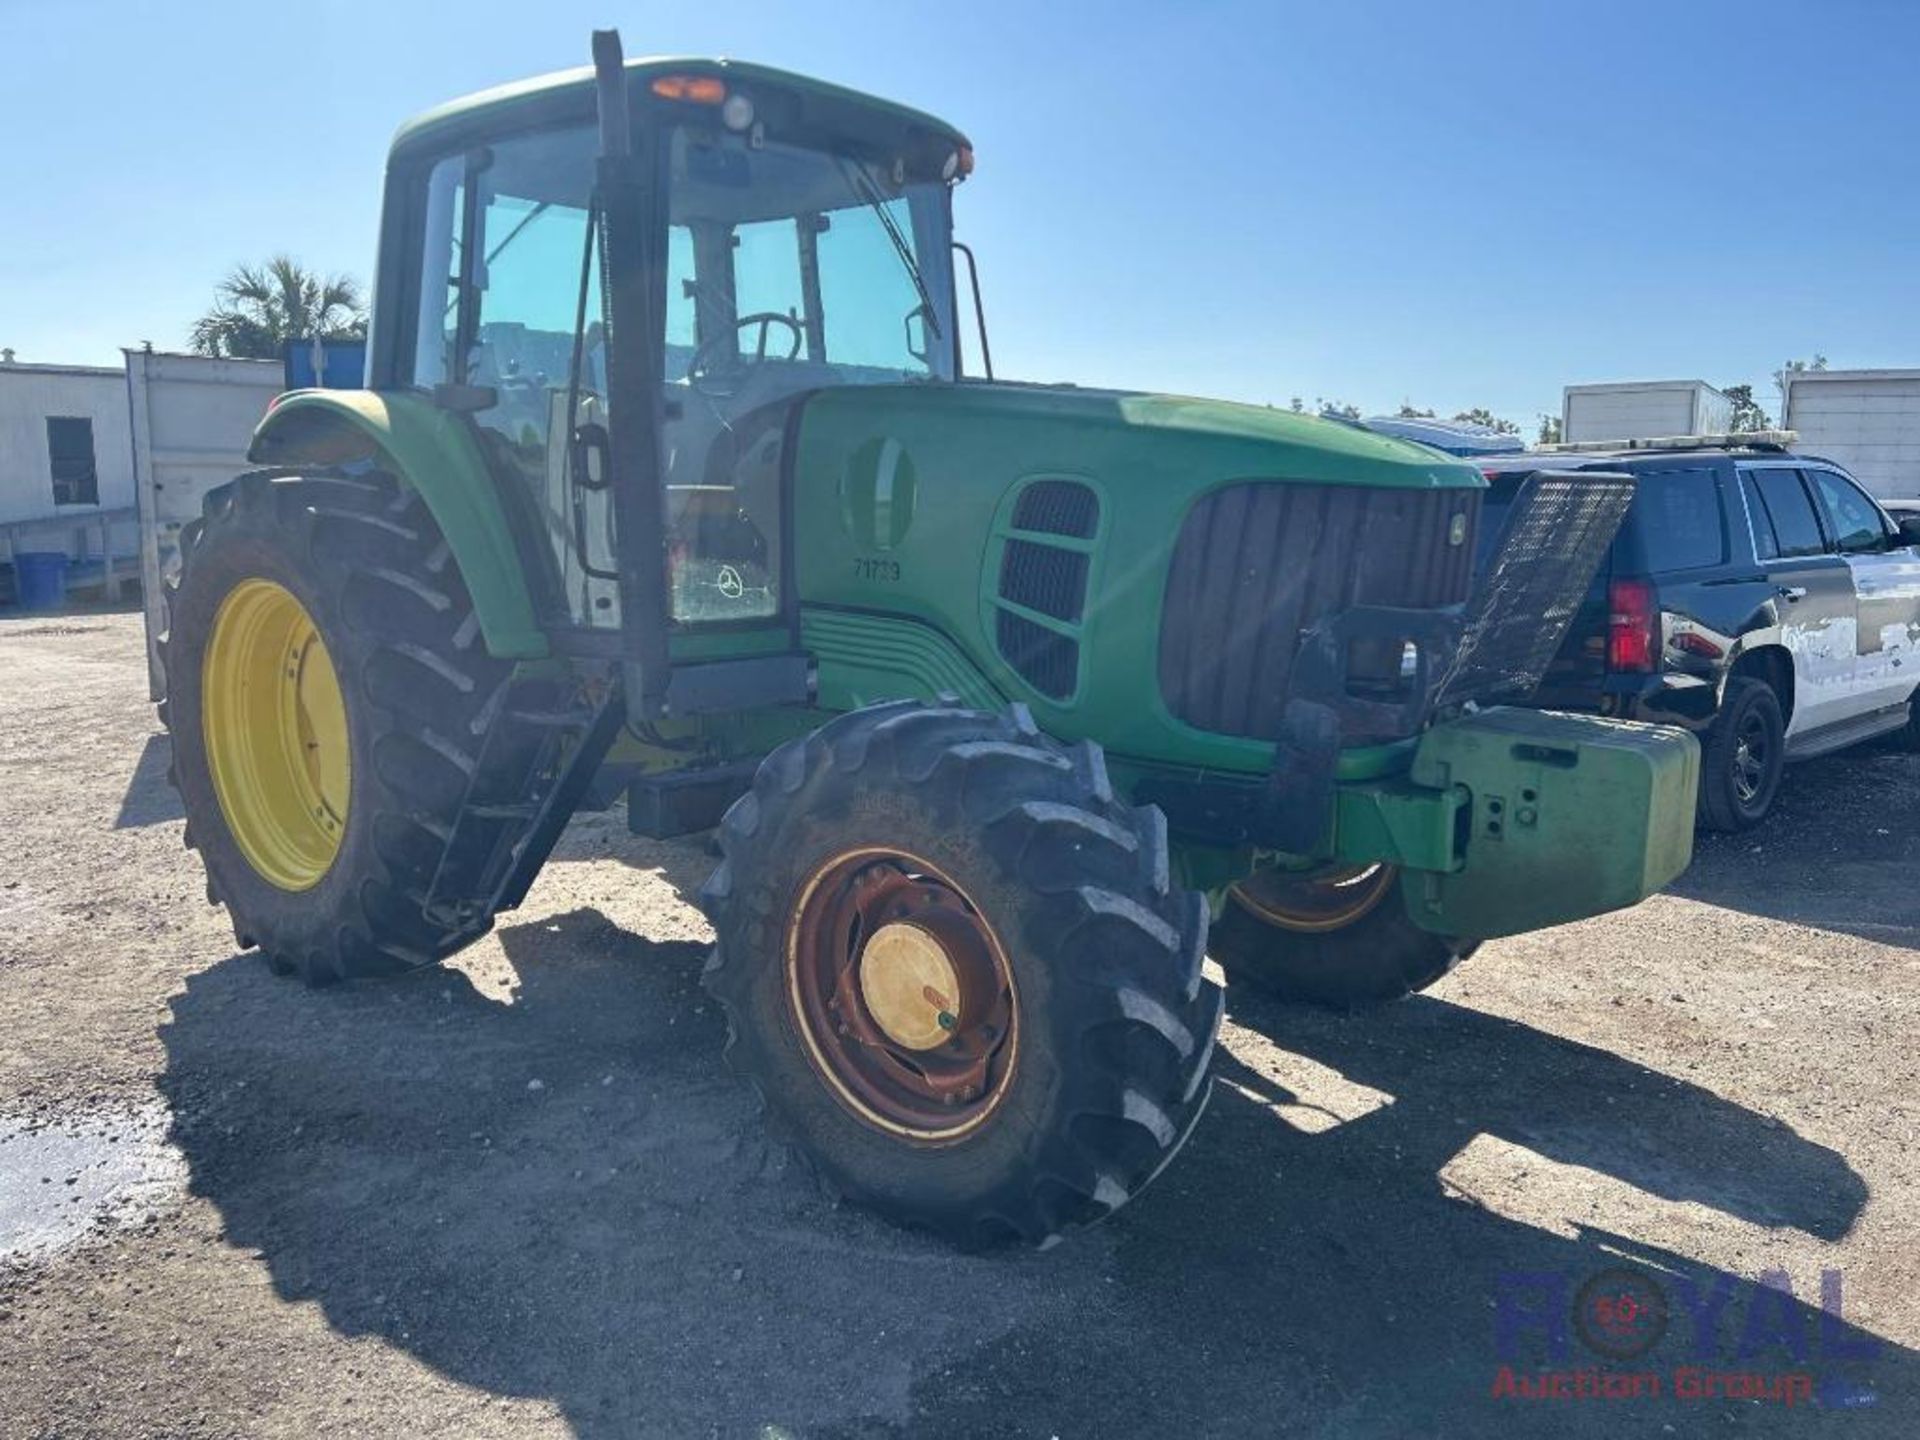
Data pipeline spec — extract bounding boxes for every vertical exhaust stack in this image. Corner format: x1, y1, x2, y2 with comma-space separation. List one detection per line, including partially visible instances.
592, 29, 634, 158
590, 28, 673, 714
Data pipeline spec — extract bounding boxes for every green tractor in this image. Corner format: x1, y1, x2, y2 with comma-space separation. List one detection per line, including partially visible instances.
160, 31, 1698, 1247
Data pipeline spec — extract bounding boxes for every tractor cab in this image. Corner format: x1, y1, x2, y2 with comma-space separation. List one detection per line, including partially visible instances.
370, 42, 971, 697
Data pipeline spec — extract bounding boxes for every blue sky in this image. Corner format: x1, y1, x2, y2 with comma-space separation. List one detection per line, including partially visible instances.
3, 0, 1916, 428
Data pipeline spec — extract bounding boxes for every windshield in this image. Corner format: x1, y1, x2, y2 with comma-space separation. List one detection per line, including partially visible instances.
665, 127, 957, 386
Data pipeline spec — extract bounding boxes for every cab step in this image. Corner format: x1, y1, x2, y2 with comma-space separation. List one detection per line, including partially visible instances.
421, 675, 626, 932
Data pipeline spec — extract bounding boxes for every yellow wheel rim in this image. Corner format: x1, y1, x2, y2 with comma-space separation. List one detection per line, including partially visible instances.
1229, 863, 1397, 934
201, 579, 350, 891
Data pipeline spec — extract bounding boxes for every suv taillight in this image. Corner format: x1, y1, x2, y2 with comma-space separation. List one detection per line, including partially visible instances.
1607, 577, 1657, 673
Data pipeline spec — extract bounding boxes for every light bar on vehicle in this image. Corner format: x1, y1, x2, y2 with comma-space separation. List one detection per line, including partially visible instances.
1536, 429, 1798, 455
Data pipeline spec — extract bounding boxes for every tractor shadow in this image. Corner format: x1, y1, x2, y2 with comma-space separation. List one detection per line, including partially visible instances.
113, 733, 182, 830
158, 911, 1914, 1438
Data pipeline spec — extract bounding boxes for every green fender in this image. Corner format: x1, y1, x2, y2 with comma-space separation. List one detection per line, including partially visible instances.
248, 389, 550, 659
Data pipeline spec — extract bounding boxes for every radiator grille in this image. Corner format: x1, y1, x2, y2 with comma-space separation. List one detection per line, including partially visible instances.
1158, 482, 1480, 740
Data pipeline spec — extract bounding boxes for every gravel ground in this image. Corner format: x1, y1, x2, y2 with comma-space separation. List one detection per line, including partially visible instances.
1, 607, 1915, 1439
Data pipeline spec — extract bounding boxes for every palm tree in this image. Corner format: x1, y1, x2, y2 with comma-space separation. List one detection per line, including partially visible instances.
189, 255, 368, 360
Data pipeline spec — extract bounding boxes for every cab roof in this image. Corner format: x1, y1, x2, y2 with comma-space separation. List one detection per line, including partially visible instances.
390, 55, 970, 161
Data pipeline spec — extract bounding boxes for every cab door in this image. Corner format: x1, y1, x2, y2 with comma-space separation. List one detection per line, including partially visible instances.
1806, 465, 1920, 717
1738, 464, 1857, 739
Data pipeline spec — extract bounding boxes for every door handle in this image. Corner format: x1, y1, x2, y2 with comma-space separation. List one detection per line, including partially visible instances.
1777, 585, 1807, 602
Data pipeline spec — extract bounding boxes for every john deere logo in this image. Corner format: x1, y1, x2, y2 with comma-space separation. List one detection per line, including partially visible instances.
842, 437, 918, 550
1449, 512, 1469, 547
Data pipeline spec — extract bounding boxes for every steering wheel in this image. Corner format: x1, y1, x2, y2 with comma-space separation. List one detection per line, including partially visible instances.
687, 312, 804, 394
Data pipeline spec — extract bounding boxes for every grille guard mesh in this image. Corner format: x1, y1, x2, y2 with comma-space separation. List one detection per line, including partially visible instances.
1435, 471, 1636, 711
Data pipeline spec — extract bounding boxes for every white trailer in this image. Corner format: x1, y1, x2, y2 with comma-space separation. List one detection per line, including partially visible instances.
1562, 380, 1733, 444
126, 350, 282, 697
0, 359, 140, 584
1779, 369, 1920, 501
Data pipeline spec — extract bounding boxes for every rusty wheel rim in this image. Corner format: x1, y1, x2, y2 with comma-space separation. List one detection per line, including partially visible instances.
786, 848, 1019, 1142
1229, 863, 1397, 933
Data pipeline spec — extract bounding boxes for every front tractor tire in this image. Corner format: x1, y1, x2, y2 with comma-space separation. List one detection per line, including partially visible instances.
161, 469, 515, 984
1210, 864, 1477, 1009
700, 701, 1224, 1248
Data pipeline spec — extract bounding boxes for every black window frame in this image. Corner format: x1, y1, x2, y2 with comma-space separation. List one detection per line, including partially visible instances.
1740, 471, 1780, 561
45, 415, 99, 508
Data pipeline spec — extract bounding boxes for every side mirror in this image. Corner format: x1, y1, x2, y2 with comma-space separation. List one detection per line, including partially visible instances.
904, 304, 933, 364
1897, 515, 1920, 548
571, 421, 611, 491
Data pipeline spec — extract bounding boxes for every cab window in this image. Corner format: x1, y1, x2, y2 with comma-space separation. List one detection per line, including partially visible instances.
817, 193, 943, 372
1746, 468, 1828, 559
1623, 469, 1724, 572
1808, 469, 1891, 555
732, 219, 806, 336
414, 124, 603, 621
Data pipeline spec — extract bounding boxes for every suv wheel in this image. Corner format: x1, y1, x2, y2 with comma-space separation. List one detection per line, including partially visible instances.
1894, 685, 1920, 752
1698, 676, 1785, 831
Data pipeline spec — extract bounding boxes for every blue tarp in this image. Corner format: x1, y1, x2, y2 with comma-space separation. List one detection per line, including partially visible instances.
283, 338, 367, 391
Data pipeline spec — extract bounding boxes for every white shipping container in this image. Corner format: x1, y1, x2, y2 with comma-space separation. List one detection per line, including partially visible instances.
1780, 370, 1920, 501
0, 360, 139, 561
1562, 380, 1732, 444
127, 350, 282, 696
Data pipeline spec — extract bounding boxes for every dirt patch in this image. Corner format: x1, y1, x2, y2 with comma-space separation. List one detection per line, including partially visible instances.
0, 1102, 185, 1263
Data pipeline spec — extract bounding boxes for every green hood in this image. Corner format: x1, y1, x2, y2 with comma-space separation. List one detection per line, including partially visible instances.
815, 381, 1487, 492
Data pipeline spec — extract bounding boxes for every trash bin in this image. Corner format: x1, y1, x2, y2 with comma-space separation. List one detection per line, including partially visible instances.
13, 552, 69, 611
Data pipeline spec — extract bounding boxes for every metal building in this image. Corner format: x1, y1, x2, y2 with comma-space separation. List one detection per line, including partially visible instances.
0, 356, 137, 579
1779, 368, 1920, 500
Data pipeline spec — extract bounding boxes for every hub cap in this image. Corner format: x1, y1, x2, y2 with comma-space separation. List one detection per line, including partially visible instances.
787, 849, 1018, 1142
201, 579, 350, 891
1732, 711, 1771, 806
1230, 863, 1397, 933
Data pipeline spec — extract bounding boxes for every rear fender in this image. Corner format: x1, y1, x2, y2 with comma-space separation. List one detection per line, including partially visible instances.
248, 389, 550, 659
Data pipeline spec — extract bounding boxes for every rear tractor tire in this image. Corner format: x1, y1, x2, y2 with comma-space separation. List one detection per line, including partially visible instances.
700, 701, 1224, 1248
160, 468, 519, 985
1210, 863, 1477, 1008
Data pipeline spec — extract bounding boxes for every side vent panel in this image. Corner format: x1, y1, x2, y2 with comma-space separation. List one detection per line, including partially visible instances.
989, 478, 1102, 701
995, 611, 1080, 701
999, 540, 1089, 623
1012, 479, 1100, 540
